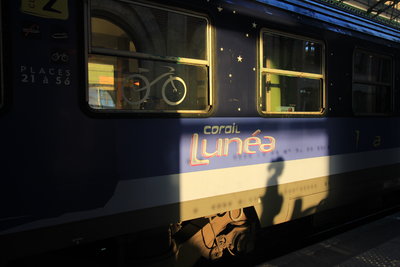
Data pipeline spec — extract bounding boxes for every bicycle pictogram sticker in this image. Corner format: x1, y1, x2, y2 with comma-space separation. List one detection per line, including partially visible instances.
122, 66, 187, 106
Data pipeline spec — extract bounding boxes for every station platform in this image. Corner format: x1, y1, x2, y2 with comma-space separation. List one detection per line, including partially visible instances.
258, 212, 400, 266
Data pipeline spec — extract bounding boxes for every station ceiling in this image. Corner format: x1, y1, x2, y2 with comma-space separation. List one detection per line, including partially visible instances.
317, 0, 400, 28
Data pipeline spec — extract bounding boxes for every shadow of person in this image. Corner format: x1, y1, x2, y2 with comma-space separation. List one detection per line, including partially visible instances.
260, 157, 285, 227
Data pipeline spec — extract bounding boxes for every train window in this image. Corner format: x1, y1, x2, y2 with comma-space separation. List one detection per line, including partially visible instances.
259, 31, 325, 114
87, 1, 211, 113
352, 50, 393, 115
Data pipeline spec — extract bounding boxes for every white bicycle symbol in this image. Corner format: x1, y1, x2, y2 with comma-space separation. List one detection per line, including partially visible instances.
122, 66, 187, 106
51, 52, 69, 63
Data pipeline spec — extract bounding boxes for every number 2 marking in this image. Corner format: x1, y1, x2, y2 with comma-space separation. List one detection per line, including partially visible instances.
43, 0, 61, 14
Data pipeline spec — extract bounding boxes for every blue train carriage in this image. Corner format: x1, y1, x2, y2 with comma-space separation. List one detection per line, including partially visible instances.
1, 0, 400, 265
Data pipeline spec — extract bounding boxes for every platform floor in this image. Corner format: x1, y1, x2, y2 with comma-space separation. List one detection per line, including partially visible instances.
258, 212, 400, 266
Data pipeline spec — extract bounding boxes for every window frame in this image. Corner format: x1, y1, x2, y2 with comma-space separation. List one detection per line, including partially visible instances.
85, 0, 213, 115
352, 48, 394, 116
258, 29, 326, 116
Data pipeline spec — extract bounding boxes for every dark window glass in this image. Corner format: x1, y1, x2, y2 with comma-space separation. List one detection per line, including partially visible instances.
352, 50, 392, 115
354, 51, 392, 84
263, 33, 322, 74
91, 6, 207, 60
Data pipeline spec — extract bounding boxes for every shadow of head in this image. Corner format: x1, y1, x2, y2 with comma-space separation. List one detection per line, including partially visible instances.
268, 156, 285, 178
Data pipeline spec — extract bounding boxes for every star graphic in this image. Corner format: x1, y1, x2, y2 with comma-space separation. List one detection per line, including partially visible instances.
252, 22, 257, 28
237, 55, 243, 62
217, 6, 223, 12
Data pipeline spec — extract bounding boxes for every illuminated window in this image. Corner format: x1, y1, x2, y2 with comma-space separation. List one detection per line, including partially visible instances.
352, 50, 392, 115
259, 31, 325, 114
88, 1, 211, 113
